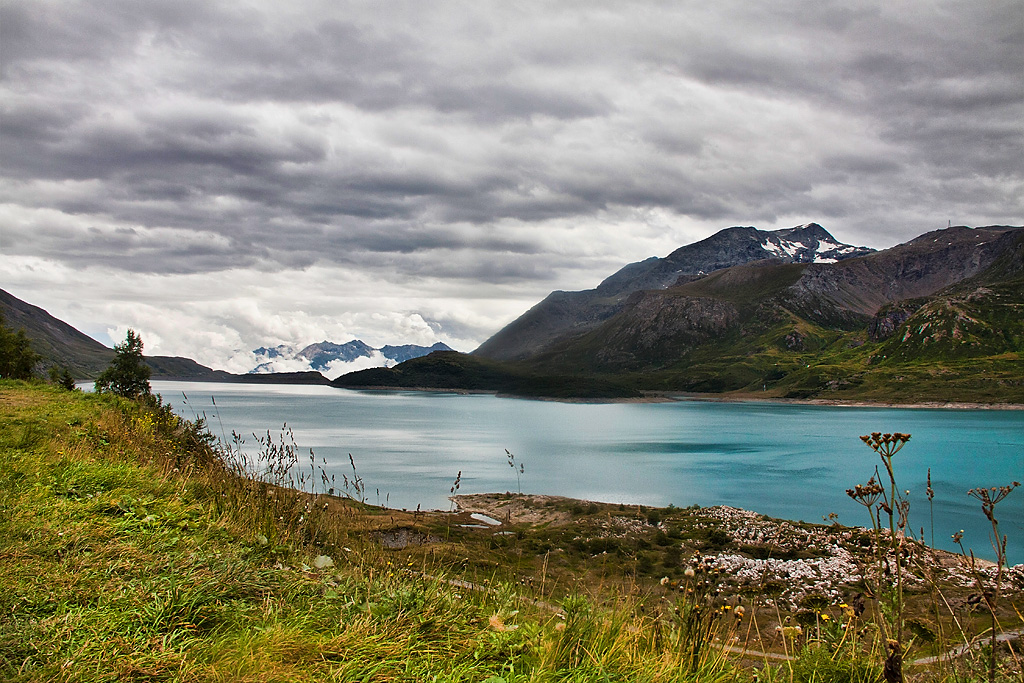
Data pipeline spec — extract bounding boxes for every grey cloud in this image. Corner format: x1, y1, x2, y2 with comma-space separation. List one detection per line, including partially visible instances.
2, 0, 1022, 282
0, 0, 215, 71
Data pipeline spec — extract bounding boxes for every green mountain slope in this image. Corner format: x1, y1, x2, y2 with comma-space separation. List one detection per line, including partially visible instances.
875, 230, 1024, 363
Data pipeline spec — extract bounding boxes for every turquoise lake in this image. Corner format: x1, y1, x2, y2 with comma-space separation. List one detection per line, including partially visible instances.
152, 381, 1024, 565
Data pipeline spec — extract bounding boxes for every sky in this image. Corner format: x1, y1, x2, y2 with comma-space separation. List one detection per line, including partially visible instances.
2, 0, 1022, 375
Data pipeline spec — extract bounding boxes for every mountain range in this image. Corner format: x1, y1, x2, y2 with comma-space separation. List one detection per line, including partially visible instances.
251, 340, 453, 374
337, 223, 1024, 403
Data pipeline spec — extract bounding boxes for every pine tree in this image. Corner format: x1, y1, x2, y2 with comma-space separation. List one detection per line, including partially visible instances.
49, 366, 78, 391
95, 329, 151, 398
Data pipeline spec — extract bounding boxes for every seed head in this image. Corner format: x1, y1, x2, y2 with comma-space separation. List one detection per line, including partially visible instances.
860, 432, 911, 457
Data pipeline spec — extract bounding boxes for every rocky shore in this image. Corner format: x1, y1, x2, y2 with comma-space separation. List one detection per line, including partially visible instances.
452, 493, 1024, 611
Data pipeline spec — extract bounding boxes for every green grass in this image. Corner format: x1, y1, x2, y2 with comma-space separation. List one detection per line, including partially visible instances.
0, 382, 742, 681
3, 381, 1021, 681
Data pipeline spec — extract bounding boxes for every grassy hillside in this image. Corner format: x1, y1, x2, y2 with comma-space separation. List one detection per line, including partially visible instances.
3, 381, 1022, 681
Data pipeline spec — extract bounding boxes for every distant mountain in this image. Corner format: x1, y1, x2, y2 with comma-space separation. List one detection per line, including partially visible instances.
251, 339, 453, 373
475, 223, 873, 362
0, 288, 234, 380
339, 224, 1024, 403
252, 345, 293, 359
297, 340, 377, 369
381, 342, 456, 363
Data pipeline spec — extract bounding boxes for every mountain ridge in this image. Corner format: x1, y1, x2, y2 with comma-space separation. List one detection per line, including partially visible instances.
0, 289, 237, 381
474, 223, 873, 362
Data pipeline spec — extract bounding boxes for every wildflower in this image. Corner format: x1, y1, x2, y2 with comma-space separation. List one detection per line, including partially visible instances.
684, 566, 696, 578
660, 576, 670, 586
734, 606, 746, 618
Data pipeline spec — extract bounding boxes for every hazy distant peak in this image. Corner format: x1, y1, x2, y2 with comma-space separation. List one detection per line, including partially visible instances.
250, 338, 454, 375
296, 340, 375, 363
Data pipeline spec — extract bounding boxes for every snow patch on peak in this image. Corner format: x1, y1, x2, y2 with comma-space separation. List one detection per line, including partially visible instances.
758, 225, 873, 265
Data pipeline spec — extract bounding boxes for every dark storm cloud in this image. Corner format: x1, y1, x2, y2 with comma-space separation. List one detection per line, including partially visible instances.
2, 0, 1022, 284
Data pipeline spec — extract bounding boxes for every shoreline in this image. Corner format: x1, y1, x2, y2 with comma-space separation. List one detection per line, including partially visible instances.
449, 492, 1020, 569
658, 392, 1024, 411
150, 378, 1024, 410
311, 382, 1024, 410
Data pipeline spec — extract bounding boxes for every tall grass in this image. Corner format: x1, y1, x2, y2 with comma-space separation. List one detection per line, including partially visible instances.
0, 382, 745, 681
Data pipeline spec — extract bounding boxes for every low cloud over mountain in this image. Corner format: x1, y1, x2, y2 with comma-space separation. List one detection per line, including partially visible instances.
251, 340, 453, 379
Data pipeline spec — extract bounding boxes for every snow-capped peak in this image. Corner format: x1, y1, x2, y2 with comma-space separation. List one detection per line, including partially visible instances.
759, 224, 872, 264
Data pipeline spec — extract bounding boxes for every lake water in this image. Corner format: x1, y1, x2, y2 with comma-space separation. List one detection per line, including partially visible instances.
152, 381, 1024, 565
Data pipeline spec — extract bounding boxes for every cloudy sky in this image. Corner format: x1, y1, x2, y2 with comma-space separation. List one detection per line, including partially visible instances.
2, 0, 1022, 374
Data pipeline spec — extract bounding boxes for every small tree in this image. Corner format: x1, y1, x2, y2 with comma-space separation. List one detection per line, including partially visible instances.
0, 313, 41, 380
95, 329, 151, 398
49, 366, 77, 391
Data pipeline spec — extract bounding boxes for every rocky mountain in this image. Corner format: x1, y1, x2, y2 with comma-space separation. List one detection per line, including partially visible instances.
475, 223, 873, 361
524, 225, 1021, 373
381, 342, 455, 363
340, 223, 1023, 403
871, 228, 1024, 362
252, 339, 453, 373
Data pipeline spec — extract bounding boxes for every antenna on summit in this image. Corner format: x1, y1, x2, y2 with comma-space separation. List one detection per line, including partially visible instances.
948, 219, 951, 228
